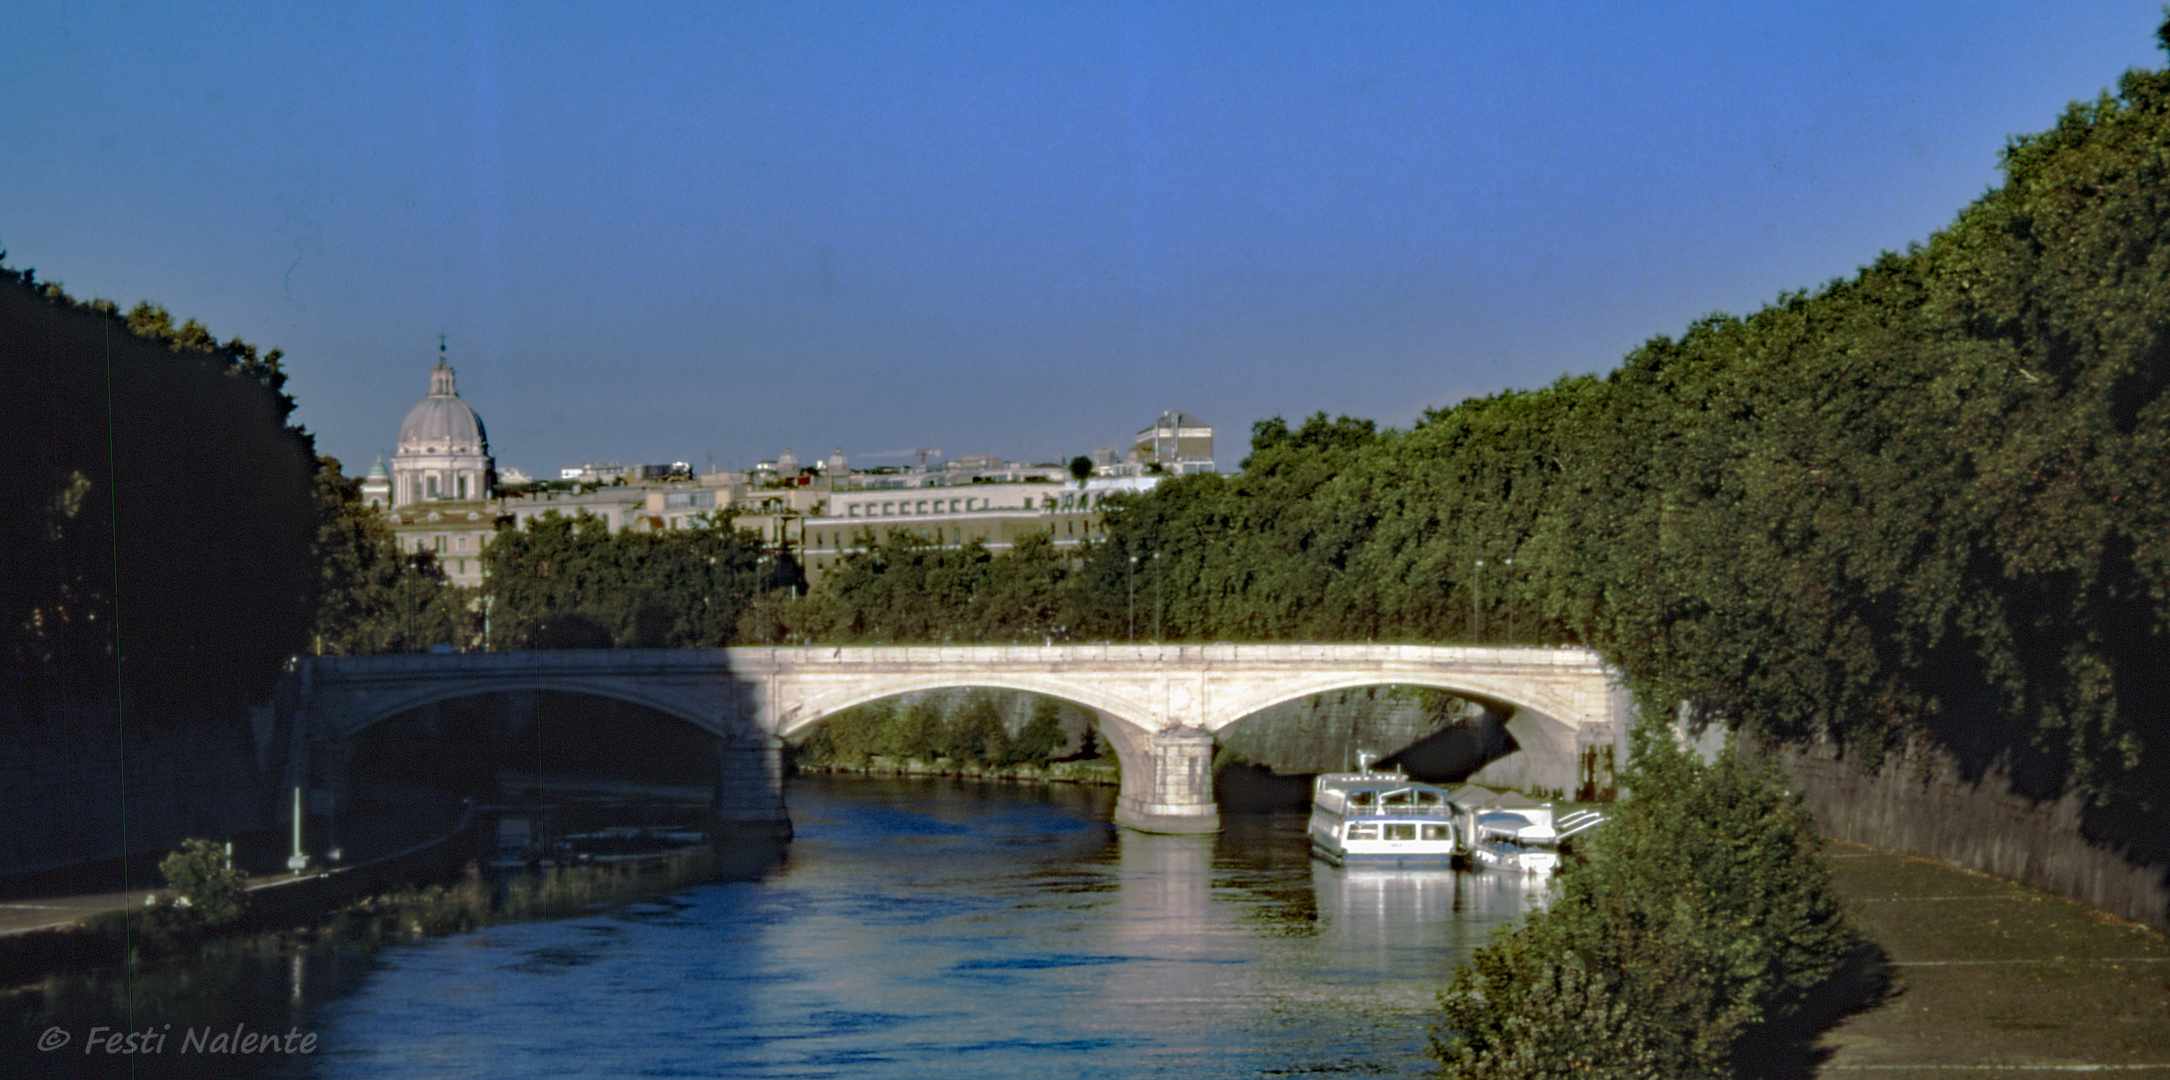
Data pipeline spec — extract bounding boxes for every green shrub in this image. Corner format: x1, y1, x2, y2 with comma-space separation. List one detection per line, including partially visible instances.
158, 838, 249, 928
1431, 722, 1857, 1079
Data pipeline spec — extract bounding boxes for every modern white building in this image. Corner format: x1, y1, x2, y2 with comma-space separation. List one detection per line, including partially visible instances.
1131, 410, 1216, 475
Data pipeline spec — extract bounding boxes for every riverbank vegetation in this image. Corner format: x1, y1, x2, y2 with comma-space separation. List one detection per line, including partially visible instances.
1, 267, 317, 714
1430, 725, 1863, 1079
794, 692, 1106, 779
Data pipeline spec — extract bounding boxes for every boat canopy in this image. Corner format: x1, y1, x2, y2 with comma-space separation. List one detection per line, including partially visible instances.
1475, 811, 1557, 842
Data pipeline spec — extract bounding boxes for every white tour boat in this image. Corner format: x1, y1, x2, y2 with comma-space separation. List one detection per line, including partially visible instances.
1308, 756, 1460, 866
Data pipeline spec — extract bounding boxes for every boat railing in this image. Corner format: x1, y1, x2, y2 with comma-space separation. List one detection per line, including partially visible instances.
1346, 803, 1455, 819
1555, 810, 1607, 839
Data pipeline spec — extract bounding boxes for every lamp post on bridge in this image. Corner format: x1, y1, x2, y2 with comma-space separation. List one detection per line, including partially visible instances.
1504, 557, 1515, 646
1473, 559, 1485, 643
1152, 550, 1162, 642
1127, 552, 1138, 642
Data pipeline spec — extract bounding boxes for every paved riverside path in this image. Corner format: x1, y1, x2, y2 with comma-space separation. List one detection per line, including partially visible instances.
0, 887, 163, 936
0, 871, 347, 937
1814, 841, 2170, 1077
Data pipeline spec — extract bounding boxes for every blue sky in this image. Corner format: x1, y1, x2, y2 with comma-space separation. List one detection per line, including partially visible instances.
6, 2, 2163, 477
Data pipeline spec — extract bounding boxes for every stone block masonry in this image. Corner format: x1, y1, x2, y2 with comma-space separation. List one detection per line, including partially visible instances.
1745, 729, 2170, 932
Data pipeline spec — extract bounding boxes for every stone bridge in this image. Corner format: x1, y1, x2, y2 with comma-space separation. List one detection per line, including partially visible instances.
283, 644, 1629, 836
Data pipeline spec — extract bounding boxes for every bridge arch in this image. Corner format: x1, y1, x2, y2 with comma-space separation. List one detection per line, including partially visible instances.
1205, 671, 1587, 788
771, 677, 1168, 827
289, 650, 791, 840
328, 677, 744, 743
772, 674, 1153, 745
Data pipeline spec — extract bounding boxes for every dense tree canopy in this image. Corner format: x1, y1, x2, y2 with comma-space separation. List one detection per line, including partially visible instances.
309, 457, 477, 654
2, 266, 317, 714
481, 510, 770, 648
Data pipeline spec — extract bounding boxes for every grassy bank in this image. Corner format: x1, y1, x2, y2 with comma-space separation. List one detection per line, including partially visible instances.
795, 754, 1120, 786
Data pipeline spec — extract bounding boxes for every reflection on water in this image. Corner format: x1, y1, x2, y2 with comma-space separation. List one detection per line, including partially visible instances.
9, 776, 1549, 1079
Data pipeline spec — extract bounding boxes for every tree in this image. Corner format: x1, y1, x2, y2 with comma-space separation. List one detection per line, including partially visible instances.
1431, 724, 1857, 1079
1011, 696, 1068, 764
2, 266, 316, 713
158, 838, 249, 927
483, 509, 768, 648
310, 457, 409, 654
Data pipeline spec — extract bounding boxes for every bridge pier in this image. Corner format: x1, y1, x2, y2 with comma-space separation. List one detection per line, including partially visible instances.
713, 733, 792, 840
1112, 725, 1219, 834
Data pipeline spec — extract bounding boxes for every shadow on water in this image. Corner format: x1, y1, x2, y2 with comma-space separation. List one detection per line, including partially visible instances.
0, 836, 787, 1080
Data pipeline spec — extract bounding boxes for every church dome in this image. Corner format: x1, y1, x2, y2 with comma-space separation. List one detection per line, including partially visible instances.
397, 358, 488, 454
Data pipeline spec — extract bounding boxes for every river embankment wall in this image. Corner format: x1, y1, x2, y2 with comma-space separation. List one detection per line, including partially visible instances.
1742, 730, 2170, 932
0, 695, 270, 879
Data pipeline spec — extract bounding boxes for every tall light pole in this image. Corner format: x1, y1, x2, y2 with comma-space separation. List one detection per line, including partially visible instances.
287, 786, 308, 873
1504, 557, 1515, 646
1127, 552, 1138, 642
1473, 559, 1486, 643
1152, 550, 1162, 642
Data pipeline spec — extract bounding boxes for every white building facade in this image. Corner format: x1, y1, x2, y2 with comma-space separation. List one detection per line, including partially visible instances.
390, 352, 493, 508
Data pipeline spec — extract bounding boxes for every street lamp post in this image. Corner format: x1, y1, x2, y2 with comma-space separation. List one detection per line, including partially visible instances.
1152, 551, 1162, 642
1127, 552, 1138, 641
1473, 559, 1486, 643
1504, 557, 1515, 646
286, 786, 308, 873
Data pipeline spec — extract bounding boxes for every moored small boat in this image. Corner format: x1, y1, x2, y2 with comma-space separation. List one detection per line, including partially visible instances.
1458, 794, 1606, 875
1467, 810, 1561, 874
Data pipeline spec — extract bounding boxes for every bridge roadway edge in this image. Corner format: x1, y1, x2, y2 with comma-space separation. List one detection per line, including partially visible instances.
284, 645, 1628, 838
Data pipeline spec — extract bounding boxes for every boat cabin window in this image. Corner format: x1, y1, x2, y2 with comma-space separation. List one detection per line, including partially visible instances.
1383, 824, 1417, 841
1422, 824, 1451, 841
1348, 792, 1375, 807
1345, 824, 1378, 840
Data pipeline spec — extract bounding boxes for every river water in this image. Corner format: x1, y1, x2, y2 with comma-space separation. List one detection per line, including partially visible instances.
16, 775, 1546, 1079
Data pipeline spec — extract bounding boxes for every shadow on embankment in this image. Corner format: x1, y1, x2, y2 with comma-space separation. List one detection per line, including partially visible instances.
1730, 942, 1898, 1080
